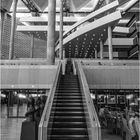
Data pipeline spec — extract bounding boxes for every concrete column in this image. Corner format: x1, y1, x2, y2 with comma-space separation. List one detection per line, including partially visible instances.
105, 0, 110, 5
108, 26, 113, 60
47, 0, 56, 64
59, 0, 63, 60
9, 0, 18, 60
30, 34, 34, 58
63, 49, 65, 59
100, 40, 103, 59
106, 0, 113, 60
94, 48, 97, 59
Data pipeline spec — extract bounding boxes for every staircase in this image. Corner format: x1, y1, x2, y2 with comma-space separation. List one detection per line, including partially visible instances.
48, 60, 89, 140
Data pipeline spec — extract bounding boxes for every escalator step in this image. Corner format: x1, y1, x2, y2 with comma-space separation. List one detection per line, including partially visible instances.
55, 90, 81, 95
48, 128, 88, 135
48, 134, 89, 140
56, 89, 80, 92
54, 96, 82, 99
51, 111, 86, 116
53, 99, 83, 102
49, 122, 87, 128
50, 116, 86, 122
52, 107, 84, 112
55, 94, 82, 96
52, 103, 84, 107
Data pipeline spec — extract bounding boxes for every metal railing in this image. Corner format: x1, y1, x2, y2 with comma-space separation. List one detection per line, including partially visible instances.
76, 60, 101, 140
38, 61, 62, 140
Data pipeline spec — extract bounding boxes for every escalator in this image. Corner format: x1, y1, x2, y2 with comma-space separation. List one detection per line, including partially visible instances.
48, 60, 89, 140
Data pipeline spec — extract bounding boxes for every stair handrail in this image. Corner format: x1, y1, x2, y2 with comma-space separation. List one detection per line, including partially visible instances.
38, 61, 62, 140
76, 60, 101, 140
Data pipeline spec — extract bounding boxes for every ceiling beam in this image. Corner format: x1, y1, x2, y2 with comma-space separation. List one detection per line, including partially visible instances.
104, 37, 137, 46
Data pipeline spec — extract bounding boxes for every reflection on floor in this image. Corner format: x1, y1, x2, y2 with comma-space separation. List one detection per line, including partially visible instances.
101, 128, 122, 140
1, 118, 24, 140
1, 105, 25, 140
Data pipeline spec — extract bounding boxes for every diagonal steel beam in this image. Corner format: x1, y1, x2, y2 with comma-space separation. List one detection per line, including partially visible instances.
21, 0, 40, 16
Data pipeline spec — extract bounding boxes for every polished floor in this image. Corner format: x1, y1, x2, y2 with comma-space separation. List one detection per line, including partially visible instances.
1, 105, 25, 140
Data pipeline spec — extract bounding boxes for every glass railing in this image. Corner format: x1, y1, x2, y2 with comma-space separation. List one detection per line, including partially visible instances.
38, 61, 62, 140
0, 59, 60, 65
76, 60, 101, 140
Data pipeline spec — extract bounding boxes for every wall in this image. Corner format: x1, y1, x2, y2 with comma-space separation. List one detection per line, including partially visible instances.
1, 65, 58, 89
83, 65, 139, 89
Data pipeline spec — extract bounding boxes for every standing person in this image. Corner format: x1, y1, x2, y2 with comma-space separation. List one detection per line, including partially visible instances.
128, 112, 139, 140
34, 97, 41, 125
99, 107, 105, 127
25, 97, 35, 121
40, 96, 46, 115
121, 113, 131, 140
134, 113, 140, 139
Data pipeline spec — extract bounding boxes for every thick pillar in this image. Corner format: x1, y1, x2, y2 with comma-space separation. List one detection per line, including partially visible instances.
106, 0, 113, 60
59, 0, 63, 59
47, 0, 56, 64
63, 49, 65, 59
94, 48, 97, 59
9, 0, 18, 60
30, 34, 34, 58
100, 40, 103, 59
108, 26, 113, 60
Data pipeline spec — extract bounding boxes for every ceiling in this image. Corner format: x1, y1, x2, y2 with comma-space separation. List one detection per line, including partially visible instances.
1, 0, 140, 59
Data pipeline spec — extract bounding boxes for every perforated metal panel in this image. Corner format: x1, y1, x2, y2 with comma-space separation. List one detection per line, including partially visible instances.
1, 14, 47, 59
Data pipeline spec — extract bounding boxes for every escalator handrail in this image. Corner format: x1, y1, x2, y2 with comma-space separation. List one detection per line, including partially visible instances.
38, 61, 62, 140
76, 60, 101, 140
